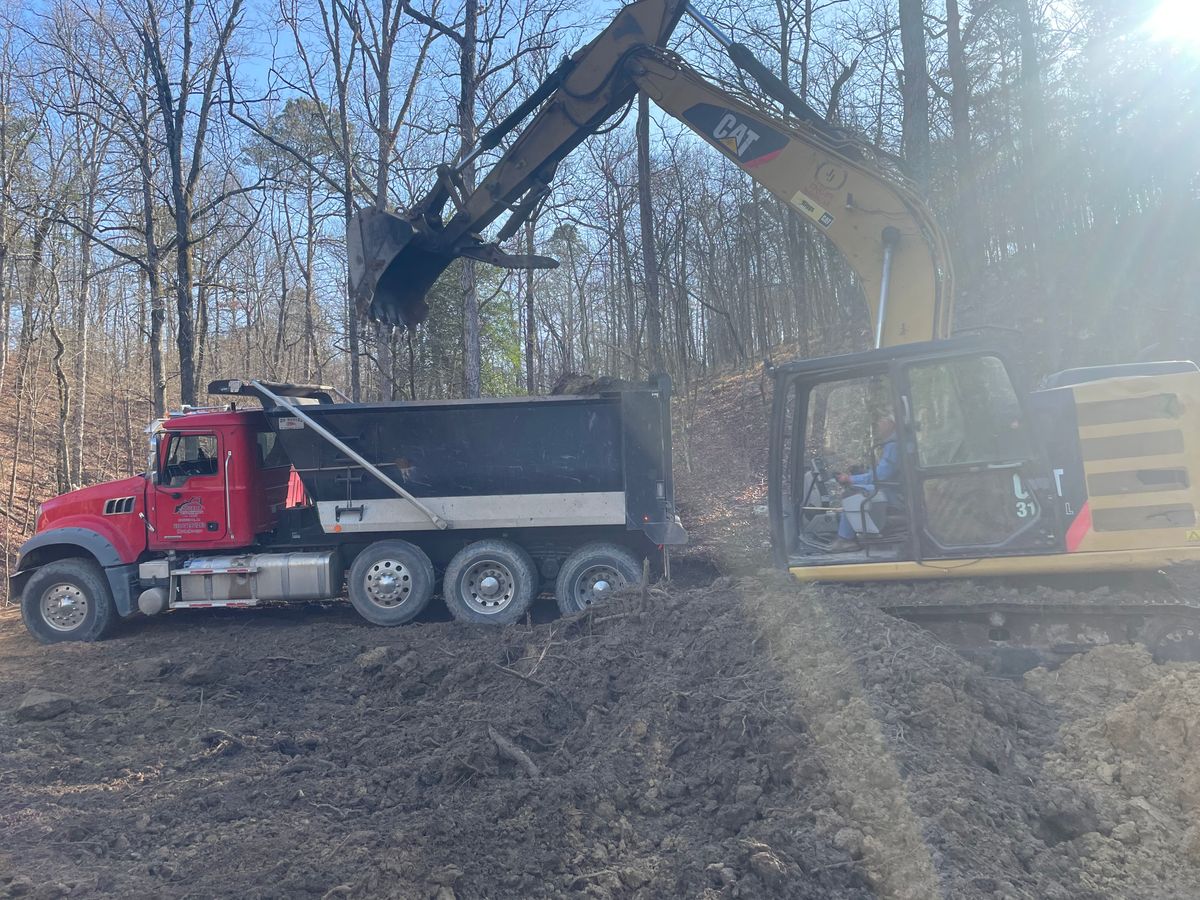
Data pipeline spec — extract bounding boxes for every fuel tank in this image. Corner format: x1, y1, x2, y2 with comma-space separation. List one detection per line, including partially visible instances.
175, 551, 340, 602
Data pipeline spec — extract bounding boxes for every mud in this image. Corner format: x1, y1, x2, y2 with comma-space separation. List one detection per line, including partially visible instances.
6, 572, 1199, 898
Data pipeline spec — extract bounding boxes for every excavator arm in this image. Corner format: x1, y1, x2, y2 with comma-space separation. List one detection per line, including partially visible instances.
349, 0, 953, 346
347, 0, 686, 327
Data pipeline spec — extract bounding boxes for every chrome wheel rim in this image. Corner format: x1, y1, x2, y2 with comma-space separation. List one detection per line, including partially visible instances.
573, 564, 625, 608
364, 558, 413, 608
41, 583, 88, 632
462, 559, 516, 614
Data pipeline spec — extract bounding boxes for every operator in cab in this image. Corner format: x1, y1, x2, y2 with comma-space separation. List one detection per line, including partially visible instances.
829, 414, 899, 552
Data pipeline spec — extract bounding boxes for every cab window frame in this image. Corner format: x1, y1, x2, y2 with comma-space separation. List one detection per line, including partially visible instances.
160, 432, 220, 487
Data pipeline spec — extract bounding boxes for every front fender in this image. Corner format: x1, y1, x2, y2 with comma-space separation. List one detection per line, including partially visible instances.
17, 527, 127, 569
13, 529, 140, 617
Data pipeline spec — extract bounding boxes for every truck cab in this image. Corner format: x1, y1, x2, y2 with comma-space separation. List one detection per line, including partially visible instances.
144, 408, 294, 551
12, 404, 297, 642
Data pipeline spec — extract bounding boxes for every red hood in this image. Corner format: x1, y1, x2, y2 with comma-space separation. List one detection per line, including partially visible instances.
38, 474, 148, 533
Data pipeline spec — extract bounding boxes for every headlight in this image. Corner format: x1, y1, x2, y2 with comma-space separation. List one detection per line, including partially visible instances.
34, 504, 43, 531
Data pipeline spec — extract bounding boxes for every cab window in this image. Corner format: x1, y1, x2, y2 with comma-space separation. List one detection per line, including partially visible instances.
908, 356, 1030, 467
162, 434, 218, 486
805, 375, 893, 477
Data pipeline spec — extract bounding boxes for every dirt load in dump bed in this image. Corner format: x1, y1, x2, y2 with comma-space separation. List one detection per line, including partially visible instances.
4, 572, 1200, 899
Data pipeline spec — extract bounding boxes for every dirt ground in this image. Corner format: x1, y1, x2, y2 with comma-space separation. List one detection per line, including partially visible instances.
4, 570, 1200, 899
6, 363, 1200, 898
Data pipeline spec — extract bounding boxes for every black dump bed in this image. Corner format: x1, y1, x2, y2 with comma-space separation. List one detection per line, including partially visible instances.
209, 378, 685, 545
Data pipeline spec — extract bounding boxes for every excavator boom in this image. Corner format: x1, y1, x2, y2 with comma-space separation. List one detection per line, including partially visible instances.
627, 47, 953, 345
349, 0, 954, 346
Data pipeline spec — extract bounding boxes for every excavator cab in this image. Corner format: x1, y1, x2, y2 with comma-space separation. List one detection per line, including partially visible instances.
769, 338, 1062, 575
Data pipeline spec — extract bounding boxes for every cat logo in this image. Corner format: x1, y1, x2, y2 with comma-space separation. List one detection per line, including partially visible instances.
790, 191, 836, 228
1187, 529, 1200, 542
712, 113, 762, 159
681, 104, 789, 169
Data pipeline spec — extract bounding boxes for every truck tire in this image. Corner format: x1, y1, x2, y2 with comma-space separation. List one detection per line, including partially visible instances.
442, 539, 538, 626
555, 542, 642, 615
347, 540, 435, 626
21, 558, 117, 644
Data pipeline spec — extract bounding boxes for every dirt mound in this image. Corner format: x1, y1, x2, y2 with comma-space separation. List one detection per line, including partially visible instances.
0, 583, 866, 899
1026, 646, 1200, 896
8, 575, 1198, 898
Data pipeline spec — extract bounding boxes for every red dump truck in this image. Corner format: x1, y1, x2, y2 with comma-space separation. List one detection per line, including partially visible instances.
12, 379, 685, 642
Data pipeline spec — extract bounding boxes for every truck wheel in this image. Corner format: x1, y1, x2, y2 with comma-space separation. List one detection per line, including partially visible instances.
21, 558, 117, 644
442, 539, 537, 626
555, 542, 642, 615
347, 540, 435, 626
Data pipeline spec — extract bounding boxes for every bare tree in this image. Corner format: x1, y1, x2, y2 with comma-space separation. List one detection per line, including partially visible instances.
135, 0, 244, 405
898, 0, 930, 190
636, 94, 664, 374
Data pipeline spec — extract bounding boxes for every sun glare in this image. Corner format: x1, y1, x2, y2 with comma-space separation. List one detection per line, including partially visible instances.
1145, 0, 1200, 50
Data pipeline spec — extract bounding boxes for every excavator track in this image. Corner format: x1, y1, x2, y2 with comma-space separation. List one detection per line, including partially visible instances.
880, 575, 1200, 674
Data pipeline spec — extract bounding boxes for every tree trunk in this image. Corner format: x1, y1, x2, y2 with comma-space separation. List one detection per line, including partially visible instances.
50, 319, 71, 494
460, 0, 481, 397
304, 181, 318, 381
72, 225, 92, 488
614, 188, 640, 379
524, 216, 537, 393
1012, 0, 1046, 254
637, 94, 664, 374
139, 67, 166, 417
946, 0, 983, 279
166, 147, 197, 407
898, 0, 931, 190
328, 3, 361, 401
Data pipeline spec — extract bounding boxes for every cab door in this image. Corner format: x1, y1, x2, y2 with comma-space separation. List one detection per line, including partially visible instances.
899, 352, 1060, 558
148, 431, 229, 549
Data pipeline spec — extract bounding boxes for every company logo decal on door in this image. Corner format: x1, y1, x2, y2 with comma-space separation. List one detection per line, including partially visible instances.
175, 497, 203, 516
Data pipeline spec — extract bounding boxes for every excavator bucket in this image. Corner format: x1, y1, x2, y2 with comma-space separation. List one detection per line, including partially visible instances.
347, 206, 560, 327
347, 207, 442, 328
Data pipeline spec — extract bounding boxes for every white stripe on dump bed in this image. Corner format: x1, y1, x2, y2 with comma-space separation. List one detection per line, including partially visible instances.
316, 492, 626, 533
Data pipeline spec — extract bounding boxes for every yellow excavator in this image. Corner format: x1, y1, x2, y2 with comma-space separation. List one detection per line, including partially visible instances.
349, 0, 1200, 662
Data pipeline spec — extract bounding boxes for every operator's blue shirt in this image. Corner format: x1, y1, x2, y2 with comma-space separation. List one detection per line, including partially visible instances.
850, 439, 898, 489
